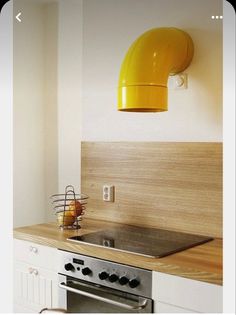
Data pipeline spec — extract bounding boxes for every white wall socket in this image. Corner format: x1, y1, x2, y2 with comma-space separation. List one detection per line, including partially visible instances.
103, 185, 115, 202
168, 73, 188, 90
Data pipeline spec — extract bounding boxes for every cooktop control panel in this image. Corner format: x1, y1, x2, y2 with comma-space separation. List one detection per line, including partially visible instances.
58, 250, 152, 298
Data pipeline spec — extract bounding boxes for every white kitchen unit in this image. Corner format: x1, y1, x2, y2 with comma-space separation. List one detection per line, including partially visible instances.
14, 239, 59, 313
152, 271, 223, 313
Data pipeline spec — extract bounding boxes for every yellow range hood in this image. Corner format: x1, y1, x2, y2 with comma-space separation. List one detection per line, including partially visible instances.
117, 27, 194, 112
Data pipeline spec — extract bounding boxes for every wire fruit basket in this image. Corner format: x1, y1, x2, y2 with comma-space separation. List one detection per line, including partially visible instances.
50, 185, 89, 230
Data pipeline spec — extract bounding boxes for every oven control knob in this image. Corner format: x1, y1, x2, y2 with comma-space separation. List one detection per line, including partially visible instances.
99, 271, 109, 280
64, 263, 75, 272
108, 273, 118, 283
82, 267, 92, 276
119, 276, 129, 285
129, 278, 140, 288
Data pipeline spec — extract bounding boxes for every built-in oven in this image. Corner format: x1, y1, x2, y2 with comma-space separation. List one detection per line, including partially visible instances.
57, 250, 153, 313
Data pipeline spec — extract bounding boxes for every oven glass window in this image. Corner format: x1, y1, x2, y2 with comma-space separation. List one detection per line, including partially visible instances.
65, 278, 153, 313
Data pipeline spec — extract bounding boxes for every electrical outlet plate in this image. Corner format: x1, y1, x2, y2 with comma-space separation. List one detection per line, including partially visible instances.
103, 185, 115, 202
168, 73, 188, 90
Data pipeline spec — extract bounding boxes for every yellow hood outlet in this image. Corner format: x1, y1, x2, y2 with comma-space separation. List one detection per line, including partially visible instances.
117, 27, 194, 112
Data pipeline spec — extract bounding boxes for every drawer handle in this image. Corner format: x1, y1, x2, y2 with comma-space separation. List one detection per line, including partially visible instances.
29, 267, 34, 274
29, 268, 39, 275
29, 246, 38, 253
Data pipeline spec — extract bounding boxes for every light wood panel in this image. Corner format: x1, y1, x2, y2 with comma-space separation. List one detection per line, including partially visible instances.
81, 142, 222, 237
14, 220, 223, 285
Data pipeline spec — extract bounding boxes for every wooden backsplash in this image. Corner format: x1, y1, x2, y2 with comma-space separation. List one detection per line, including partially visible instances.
81, 142, 222, 238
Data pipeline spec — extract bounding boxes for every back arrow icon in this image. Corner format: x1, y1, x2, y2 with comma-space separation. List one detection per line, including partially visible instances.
16, 12, 22, 22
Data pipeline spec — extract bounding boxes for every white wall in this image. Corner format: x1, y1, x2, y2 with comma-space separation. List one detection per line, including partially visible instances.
13, 0, 46, 227
13, 0, 223, 226
82, 0, 222, 141
13, 0, 82, 226
0, 1, 13, 311
58, 0, 83, 193
13, 0, 58, 226
44, 2, 59, 222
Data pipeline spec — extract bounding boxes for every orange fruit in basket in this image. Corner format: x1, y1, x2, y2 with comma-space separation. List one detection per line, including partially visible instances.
68, 200, 83, 217
57, 212, 75, 226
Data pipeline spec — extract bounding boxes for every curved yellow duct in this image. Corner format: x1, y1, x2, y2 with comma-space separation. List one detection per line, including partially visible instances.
117, 27, 194, 112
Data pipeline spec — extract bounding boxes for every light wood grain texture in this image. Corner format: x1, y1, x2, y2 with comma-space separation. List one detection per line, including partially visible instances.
14, 220, 222, 285
81, 142, 222, 237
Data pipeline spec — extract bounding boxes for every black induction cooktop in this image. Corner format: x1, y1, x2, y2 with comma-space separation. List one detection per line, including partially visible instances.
67, 225, 213, 258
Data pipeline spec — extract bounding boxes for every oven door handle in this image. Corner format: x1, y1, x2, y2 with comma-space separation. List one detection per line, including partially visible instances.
59, 281, 148, 311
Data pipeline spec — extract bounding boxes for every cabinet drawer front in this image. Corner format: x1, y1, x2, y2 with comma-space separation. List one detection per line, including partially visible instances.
14, 303, 36, 313
155, 301, 195, 313
14, 261, 58, 312
152, 272, 223, 313
14, 239, 58, 271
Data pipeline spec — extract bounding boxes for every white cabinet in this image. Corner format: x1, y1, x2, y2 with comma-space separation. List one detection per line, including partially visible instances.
14, 239, 59, 313
154, 301, 195, 313
152, 271, 223, 313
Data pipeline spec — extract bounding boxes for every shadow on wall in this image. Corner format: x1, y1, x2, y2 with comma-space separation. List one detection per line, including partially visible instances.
187, 27, 222, 122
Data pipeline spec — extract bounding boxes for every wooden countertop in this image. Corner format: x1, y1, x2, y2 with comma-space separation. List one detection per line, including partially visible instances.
13, 219, 222, 286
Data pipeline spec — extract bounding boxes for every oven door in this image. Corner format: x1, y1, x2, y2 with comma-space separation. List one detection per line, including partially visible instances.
58, 275, 153, 313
